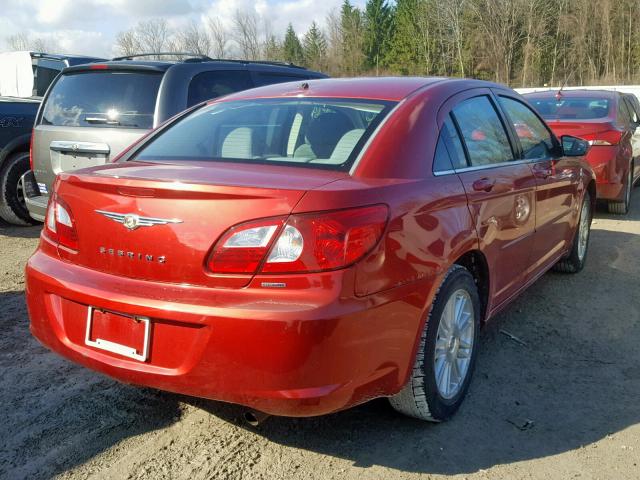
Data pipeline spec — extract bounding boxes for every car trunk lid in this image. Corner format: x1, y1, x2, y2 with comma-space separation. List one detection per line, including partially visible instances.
54, 161, 346, 288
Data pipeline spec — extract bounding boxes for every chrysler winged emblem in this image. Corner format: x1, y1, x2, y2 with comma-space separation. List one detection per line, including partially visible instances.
96, 210, 182, 231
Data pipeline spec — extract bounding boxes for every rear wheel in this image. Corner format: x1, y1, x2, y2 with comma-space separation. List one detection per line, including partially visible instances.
0, 152, 35, 225
554, 191, 591, 273
389, 266, 480, 421
607, 168, 632, 215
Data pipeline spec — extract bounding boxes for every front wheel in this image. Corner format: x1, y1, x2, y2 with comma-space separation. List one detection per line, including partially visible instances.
389, 265, 481, 421
554, 191, 592, 273
0, 152, 35, 225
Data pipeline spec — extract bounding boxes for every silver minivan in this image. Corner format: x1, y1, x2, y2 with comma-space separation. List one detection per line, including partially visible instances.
24, 56, 327, 220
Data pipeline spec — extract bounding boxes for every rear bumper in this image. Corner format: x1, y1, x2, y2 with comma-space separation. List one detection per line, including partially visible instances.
21, 170, 48, 221
585, 146, 627, 201
26, 248, 431, 417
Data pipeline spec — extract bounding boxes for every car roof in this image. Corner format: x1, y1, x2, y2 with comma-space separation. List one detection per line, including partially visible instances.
216, 77, 515, 103
523, 89, 619, 100
218, 77, 452, 102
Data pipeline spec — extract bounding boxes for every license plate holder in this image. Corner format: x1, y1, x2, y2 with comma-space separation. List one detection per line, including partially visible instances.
85, 306, 150, 362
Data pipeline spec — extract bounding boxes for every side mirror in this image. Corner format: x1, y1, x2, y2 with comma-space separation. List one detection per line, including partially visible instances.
561, 135, 589, 157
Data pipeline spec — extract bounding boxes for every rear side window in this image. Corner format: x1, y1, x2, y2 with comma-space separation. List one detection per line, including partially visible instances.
433, 117, 467, 172
187, 70, 253, 106
617, 97, 632, 127
34, 67, 61, 96
254, 72, 309, 87
498, 96, 554, 160
452, 96, 513, 166
624, 97, 639, 123
41, 71, 162, 129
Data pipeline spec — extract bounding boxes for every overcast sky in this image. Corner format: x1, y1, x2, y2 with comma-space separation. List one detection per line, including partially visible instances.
0, 0, 366, 58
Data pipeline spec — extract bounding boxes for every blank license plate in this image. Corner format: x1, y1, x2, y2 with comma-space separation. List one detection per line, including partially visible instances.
84, 306, 150, 362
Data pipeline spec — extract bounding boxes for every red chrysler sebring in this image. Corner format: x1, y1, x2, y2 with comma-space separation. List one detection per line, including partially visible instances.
26, 78, 596, 421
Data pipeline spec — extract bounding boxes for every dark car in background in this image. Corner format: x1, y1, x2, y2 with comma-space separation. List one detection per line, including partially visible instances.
524, 89, 640, 214
0, 52, 105, 225
23, 54, 327, 222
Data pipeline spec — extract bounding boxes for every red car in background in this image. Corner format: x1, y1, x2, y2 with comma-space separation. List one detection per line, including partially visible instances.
26, 78, 595, 422
524, 89, 640, 214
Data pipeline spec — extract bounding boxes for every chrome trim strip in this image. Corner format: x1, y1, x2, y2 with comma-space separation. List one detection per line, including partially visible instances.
50, 140, 110, 155
433, 158, 532, 176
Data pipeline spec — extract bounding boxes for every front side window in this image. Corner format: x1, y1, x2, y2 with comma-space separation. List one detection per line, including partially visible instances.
499, 96, 554, 160
187, 70, 253, 106
452, 96, 513, 166
134, 98, 395, 171
41, 71, 163, 129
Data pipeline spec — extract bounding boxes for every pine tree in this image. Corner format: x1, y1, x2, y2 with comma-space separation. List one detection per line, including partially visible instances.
364, 0, 393, 73
282, 23, 305, 66
303, 22, 328, 71
340, 0, 365, 75
264, 35, 283, 61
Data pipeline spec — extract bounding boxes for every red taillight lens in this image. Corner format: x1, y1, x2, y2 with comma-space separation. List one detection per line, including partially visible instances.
586, 129, 624, 146
29, 129, 34, 170
208, 217, 286, 273
207, 205, 389, 275
45, 195, 79, 251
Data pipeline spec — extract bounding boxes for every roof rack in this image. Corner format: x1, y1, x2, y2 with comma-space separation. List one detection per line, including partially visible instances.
112, 52, 213, 61
111, 53, 306, 69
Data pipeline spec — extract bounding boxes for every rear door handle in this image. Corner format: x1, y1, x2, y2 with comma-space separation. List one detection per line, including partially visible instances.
50, 141, 110, 155
472, 178, 496, 192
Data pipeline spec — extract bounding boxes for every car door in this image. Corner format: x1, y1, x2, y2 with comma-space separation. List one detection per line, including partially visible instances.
497, 93, 578, 277
440, 90, 537, 310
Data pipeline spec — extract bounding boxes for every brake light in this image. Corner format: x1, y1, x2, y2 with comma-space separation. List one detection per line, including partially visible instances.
45, 195, 79, 251
89, 64, 109, 70
29, 129, 34, 170
586, 129, 624, 146
207, 205, 389, 274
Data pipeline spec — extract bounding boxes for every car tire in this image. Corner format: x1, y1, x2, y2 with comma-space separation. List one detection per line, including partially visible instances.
0, 152, 35, 225
389, 265, 481, 422
607, 168, 632, 215
554, 191, 592, 273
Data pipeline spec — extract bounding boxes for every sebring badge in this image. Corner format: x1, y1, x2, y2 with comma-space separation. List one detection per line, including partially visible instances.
95, 210, 182, 231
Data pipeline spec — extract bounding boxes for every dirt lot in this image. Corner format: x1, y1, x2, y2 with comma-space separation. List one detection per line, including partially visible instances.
1, 194, 639, 480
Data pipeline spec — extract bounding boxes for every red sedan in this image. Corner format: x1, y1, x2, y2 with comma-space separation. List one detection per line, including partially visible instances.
26, 78, 595, 422
524, 89, 640, 214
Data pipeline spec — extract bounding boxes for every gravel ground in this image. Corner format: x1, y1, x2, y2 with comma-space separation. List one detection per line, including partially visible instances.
1, 193, 639, 480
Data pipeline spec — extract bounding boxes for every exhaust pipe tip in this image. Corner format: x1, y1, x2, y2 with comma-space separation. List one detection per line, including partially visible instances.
243, 410, 270, 427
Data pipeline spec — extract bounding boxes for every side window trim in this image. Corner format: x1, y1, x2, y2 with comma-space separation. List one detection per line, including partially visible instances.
496, 93, 562, 162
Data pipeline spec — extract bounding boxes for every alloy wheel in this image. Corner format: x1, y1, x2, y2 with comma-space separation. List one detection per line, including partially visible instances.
577, 195, 590, 261
434, 289, 475, 399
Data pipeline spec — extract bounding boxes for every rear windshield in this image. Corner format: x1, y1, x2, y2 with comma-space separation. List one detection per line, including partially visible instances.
41, 71, 162, 129
528, 97, 611, 120
133, 98, 395, 171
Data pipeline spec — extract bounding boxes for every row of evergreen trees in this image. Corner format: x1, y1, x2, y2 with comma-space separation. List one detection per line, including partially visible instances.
276, 0, 640, 87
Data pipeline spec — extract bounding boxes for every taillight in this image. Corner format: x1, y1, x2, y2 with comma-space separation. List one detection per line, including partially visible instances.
207, 205, 388, 275
45, 195, 79, 251
586, 129, 624, 146
29, 129, 34, 170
